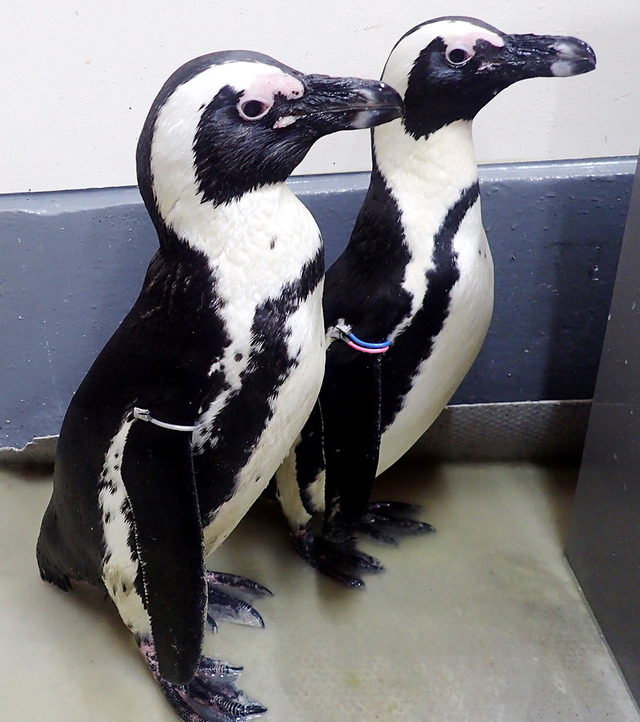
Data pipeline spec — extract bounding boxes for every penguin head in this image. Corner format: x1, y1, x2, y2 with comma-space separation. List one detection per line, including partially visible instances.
382, 17, 596, 139
136, 51, 402, 236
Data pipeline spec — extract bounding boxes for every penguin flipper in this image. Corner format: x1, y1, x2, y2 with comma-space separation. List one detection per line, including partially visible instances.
304, 350, 433, 586
322, 351, 383, 543
141, 640, 267, 722
120, 421, 207, 686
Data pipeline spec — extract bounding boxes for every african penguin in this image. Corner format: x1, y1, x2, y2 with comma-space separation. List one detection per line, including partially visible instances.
275, 18, 596, 585
36, 50, 402, 721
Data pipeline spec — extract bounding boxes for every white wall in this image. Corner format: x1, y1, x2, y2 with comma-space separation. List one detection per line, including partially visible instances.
1, 0, 637, 194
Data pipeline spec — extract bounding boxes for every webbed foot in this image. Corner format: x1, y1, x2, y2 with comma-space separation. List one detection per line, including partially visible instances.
291, 525, 384, 588
141, 640, 267, 722
291, 502, 434, 587
360, 501, 435, 545
206, 571, 272, 632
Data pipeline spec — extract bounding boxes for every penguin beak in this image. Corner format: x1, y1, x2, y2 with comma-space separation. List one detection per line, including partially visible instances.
279, 75, 403, 133
484, 34, 596, 81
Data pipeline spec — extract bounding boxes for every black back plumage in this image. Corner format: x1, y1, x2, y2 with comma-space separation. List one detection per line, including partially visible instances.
37, 241, 225, 585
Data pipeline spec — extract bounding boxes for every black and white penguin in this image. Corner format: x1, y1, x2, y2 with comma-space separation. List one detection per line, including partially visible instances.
36, 50, 402, 721
275, 18, 596, 585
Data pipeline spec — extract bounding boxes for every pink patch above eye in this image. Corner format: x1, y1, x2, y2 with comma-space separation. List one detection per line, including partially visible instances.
243, 73, 305, 105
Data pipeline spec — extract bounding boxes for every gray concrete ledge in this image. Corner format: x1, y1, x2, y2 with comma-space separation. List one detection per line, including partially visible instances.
410, 399, 591, 462
1, 399, 591, 465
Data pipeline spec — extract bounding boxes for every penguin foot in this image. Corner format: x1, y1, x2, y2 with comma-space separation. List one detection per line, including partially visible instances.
141, 640, 267, 722
206, 571, 272, 632
359, 501, 435, 545
291, 525, 384, 588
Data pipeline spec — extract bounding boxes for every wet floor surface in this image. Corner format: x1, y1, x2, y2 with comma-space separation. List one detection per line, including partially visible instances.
1, 460, 637, 721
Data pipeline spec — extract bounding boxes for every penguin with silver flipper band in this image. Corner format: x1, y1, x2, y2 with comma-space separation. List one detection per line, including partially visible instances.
36, 51, 402, 722
275, 18, 596, 586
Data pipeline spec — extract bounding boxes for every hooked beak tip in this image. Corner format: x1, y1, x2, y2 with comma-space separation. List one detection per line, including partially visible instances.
351, 82, 404, 128
302, 79, 403, 131
549, 37, 597, 77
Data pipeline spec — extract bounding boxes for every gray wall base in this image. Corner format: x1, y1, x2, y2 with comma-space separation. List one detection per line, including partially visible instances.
0, 157, 634, 449
0, 399, 590, 467
410, 399, 591, 462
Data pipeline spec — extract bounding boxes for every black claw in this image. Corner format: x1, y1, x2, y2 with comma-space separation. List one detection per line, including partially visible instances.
360, 499, 435, 543
358, 521, 400, 546
198, 657, 243, 683
207, 571, 272, 598
207, 587, 265, 628
368, 500, 424, 515
205, 570, 270, 632
337, 574, 366, 589
245, 703, 269, 717
291, 526, 385, 587
364, 513, 435, 534
341, 547, 384, 571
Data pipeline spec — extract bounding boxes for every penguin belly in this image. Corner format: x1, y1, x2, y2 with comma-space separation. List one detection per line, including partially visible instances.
377, 205, 494, 474
201, 284, 326, 553
184, 184, 328, 555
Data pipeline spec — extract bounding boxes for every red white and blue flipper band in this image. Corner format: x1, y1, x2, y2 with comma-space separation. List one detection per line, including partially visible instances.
330, 326, 391, 354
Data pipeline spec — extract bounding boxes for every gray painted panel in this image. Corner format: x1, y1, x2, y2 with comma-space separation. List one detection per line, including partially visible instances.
566, 157, 640, 704
0, 158, 635, 449
294, 159, 633, 405
0, 190, 157, 448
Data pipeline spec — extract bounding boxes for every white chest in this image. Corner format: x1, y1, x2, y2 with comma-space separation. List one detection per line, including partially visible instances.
192, 186, 323, 444
378, 197, 494, 473
183, 185, 326, 553
373, 120, 494, 473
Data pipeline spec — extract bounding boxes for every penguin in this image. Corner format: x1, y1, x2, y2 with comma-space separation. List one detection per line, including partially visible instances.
275, 18, 596, 586
36, 50, 402, 721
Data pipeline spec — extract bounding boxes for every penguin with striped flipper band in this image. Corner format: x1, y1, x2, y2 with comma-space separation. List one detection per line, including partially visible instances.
275, 17, 596, 586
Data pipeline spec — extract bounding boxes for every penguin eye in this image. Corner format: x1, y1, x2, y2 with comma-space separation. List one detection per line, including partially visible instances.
446, 46, 474, 66
238, 98, 272, 121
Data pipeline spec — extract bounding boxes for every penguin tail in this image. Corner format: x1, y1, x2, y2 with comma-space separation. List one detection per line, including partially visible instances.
36, 503, 73, 592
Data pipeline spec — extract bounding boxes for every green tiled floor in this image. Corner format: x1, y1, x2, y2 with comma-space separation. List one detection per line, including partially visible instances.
1, 460, 637, 721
